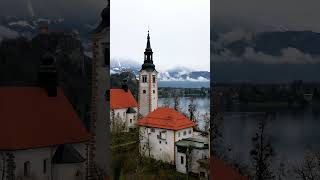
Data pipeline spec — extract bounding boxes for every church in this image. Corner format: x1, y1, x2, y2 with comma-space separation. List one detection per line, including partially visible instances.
136, 32, 196, 164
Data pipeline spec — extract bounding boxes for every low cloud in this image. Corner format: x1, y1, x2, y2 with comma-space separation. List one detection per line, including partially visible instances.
213, 47, 320, 64
0, 26, 19, 42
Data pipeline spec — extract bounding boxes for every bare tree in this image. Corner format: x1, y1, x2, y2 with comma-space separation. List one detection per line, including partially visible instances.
1, 152, 5, 180
250, 115, 274, 180
184, 146, 194, 180
211, 113, 223, 157
111, 112, 127, 133
276, 159, 289, 180
162, 97, 171, 108
294, 152, 320, 180
139, 127, 152, 159
173, 90, 180, 112
202, 112, 210, 133
6, 152, 15, 180
188, 97, 197, 123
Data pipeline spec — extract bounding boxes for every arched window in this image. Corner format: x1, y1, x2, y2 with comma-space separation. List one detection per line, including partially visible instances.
24, 161, 31, 177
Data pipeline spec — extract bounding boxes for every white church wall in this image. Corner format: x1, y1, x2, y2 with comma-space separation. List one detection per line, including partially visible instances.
11, 143, 87, 180
138, 70, 158, 117
14, 147, 54, 180
139, 126, 194, 164
111, 107, 138, 132
175, 149, 187, 174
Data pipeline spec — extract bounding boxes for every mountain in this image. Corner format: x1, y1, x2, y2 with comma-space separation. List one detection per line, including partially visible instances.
212, 29, 320, 82
110, 58, 210, 82
0, 16, 97, 51
212, 30, 320, 62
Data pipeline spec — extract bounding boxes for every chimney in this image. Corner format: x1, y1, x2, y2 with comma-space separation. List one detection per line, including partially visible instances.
121, 79, 129, 92
39, 53, 57, 97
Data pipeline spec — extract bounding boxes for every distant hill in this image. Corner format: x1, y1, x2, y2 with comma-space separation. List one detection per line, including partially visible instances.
110, 58, 210, 82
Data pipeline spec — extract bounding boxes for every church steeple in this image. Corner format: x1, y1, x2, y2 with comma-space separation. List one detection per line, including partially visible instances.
141, 31, 155, 71
146, 31, 151, 50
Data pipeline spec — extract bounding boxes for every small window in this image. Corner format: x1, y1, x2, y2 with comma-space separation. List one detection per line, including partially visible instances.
152, 75, 156, 83
189, 130, 192, 134
43, 159, 48, 174
24, 161, 31, 177
130, 119, 132, 123
165, 141, 167, 144
143, 90, 146, 94
142, 75, 147, 83
181, 156, 184, 164
178, 132, 181, 137
151, 128, 155, 132
153, 90, 155, 94
159, 141, 161, 144
183, 131, 186, 136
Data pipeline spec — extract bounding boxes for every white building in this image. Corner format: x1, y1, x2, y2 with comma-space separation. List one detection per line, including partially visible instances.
136, 31, 195, 164
0, 87, 90, 180
138, 31, 158, 117
175, 136, 209, 179
138, 108, 194, 164
110, 83, 138, 132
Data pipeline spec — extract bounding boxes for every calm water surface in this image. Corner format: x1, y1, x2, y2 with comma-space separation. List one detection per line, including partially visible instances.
222, 107, 320, 175
158, 97, 210, 130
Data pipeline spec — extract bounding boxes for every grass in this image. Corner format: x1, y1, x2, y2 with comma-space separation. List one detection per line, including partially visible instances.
111, 133, 199, 180
111, 130, 139, 146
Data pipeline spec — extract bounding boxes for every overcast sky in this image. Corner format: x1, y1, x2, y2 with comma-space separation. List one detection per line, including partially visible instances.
212, 0, 320, 32
0, 0, 105, 22
111, 0, 210, 71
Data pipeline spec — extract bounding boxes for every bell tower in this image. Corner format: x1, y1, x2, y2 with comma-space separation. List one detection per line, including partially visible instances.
139, 31, 158, 117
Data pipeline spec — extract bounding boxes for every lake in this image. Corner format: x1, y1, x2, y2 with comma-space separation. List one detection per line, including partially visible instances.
158, 96, 210, 130
158, 81, 210, 88
221, 107, 320, 176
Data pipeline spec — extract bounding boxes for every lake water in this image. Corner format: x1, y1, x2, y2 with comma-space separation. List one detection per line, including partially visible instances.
158, 97, 210, 130
158, 81, 210, 88
221, 108, 320, 176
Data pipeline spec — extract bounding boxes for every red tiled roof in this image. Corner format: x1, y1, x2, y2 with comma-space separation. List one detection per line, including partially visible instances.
210, 157, 249, 180
0, 87, 91, 150
110, 89, 138, 109
137, 108, 194, 130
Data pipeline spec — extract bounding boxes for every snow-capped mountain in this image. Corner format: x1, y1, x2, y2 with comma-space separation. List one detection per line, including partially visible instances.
0, 16, 97, 49
111, 58, 210, 82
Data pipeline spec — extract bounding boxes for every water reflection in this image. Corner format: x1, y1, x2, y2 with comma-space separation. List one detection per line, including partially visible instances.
222, 108, 320, 169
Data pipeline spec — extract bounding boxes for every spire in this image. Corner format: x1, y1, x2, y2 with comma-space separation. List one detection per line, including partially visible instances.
146, 30, 151, 50
141, 30, 155, 71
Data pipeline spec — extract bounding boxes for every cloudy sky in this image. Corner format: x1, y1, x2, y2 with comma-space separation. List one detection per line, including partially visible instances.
0, 0, 105, 22
212, 0, 320, 32
111, 0, 210, 71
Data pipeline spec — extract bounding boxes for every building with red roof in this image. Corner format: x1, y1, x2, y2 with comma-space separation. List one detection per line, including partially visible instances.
210, 157, 250, 180
110, 82, 138, 132
137, 107, 194, 164
0, 86, 90, 180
